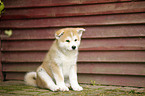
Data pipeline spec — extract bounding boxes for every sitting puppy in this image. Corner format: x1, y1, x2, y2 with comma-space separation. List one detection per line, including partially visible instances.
24, 28, 85, 91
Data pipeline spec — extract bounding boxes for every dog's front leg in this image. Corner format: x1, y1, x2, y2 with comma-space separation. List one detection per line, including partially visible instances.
51, 63, 69, 91
69, 65, 83, 91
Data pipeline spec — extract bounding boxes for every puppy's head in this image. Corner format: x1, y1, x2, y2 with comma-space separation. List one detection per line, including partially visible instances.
55, 28, 85, 51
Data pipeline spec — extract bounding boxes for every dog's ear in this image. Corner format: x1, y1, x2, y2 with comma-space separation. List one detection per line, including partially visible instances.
55, 30, 64, 39
76, 28, 85, 37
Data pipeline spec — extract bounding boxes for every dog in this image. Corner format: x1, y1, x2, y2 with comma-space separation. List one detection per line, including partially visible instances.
24, 28, 85, 91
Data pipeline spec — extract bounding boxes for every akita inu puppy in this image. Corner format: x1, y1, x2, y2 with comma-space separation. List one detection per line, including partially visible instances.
24, 28, 85, 91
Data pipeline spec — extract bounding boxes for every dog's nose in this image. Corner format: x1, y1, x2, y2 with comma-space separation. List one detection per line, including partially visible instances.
72, 46, 76, 50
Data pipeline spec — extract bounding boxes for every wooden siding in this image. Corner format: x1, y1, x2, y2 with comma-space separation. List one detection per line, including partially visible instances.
1, 13, 145, 28
0, 0, 145, 87
3, 0, 132, 8
2, 2, 145, 20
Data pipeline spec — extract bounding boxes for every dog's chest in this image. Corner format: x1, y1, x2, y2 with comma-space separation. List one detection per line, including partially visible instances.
55, 50, 77, 76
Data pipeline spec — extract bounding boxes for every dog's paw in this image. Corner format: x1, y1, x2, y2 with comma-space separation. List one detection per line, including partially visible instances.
72, 85, 83, 91
58, 84, 69, 91
50, 85, 59, 92
65, 83, 71, 88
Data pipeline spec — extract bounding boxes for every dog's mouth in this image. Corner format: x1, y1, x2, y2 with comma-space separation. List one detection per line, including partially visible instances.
66, 47, 78, 51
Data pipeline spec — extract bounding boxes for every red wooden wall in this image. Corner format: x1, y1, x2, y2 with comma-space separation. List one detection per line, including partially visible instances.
0, 0, 145, 87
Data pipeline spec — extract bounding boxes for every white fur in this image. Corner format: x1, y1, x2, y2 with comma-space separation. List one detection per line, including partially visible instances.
24, 72, 37, 86
77, 29, 85, 37
53, 47, 78, 91
53, 44, 82, 91
55, 30, 64, 39
59, 36, 80, 51
37, 67, 59, 91
69, 66, 83, 91
24, 28, 85, 91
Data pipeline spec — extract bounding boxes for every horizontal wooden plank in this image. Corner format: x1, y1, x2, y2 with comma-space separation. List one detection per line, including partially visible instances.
5, 72, 25, 80
78, 74, 145, 87
2, 38, 145, 51
1, 40, 54, 51
2, 2, 145, 20
1, 25, 145, 40
80, 38, 145, 51
2, 52, 46, 63
5, 72, 145, 87
3, 63, 40, 72
78, 62, 145, 76
2, 62, 145, 76
0, 13, 145, 29
2, 0, 131, 8
2, 51, 145, 63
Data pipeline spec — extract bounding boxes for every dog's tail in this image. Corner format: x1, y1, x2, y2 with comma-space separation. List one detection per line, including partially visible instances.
24, 72, 37, 87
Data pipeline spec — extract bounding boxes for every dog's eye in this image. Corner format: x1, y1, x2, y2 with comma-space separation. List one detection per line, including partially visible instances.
66, 40, 70, 42
75, 39, 77, 41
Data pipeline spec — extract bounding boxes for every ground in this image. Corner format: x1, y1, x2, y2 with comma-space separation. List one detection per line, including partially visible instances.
0, 81, 144, 96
